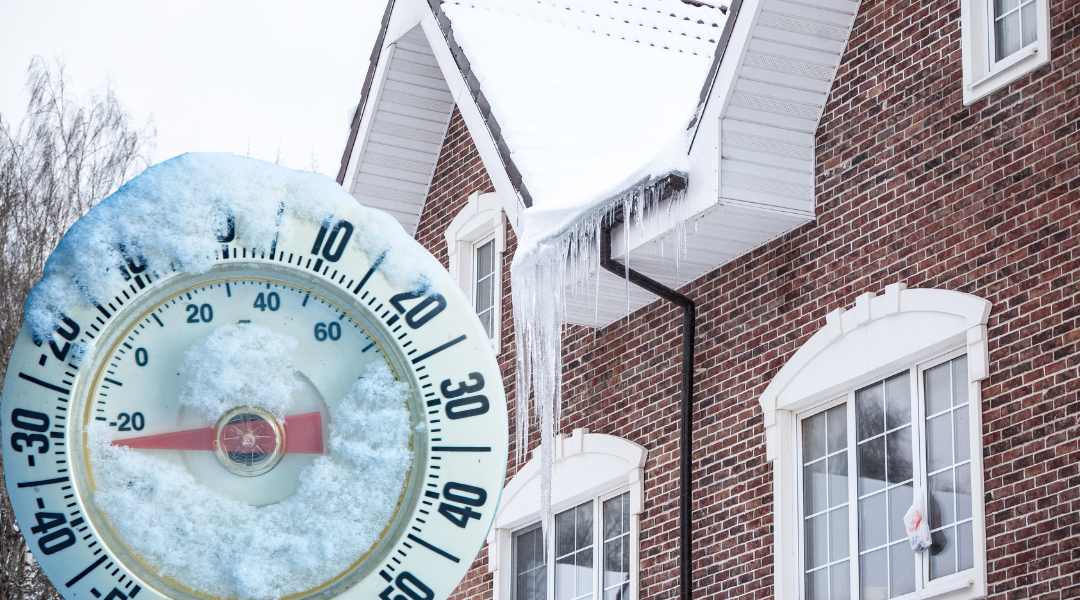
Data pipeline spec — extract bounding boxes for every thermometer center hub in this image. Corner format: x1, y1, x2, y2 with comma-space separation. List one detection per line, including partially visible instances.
213, 406, 286, 477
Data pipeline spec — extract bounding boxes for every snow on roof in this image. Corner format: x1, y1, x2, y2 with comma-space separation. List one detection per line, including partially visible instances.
442, 0, 727, 240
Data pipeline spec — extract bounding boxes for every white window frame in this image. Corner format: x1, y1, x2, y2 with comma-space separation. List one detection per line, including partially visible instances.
960, 0, 1050, 104
489, 429, 647, 600
759, 283, 992, 600
445, 191, 505, 352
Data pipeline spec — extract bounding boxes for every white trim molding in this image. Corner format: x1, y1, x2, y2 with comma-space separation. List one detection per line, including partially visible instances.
960, 0, 1051, 105
445, 191, 506, 351
487, 429, 647, 600
759, 282, 992, 600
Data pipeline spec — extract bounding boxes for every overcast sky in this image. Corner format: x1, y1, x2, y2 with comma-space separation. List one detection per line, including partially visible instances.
0, 0, 387, 178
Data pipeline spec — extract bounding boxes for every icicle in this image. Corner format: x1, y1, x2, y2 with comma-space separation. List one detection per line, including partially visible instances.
510, 172, 690, 544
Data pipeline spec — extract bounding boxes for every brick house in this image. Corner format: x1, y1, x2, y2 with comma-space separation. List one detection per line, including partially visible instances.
337, 0, 1078, 599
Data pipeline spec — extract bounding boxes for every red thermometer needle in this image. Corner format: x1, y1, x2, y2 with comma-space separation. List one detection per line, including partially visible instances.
112, 411, 324, 454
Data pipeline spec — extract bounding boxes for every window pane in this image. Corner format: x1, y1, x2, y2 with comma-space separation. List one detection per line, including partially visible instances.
859, 548, 888, 600
929, 470, 956, 529
476, 275, 493, 313
859, 492, 887, 551
830, 561, 850, 600
827, 405, 847, 454
828, 455, 848, 508
930, 526, 957, 579
1021, 0, 1037, 47
806, 513, 829, 569
885, 427, 912, 485
888, 484, 913, 544
557, 509, 576, 557
603, 494, 625, 542
996, 11, 1021, 60
806, 568, 829, 600
476, 239, 494, 275
857, 437, 886, 496
954, 405, 970, 463
555, 501, 594, 600
956, 463, 972, 521
951, 356, 968, 407
884, 372, 911, 430
889, 543, 916, 597
804, 412, 827, 462
958, 521, 975, 571
926, 413, 953, 474
805, 459, 828, 516
576, 548, 593, 598
925, 362, 952, 416
576, 503, 593, 549
556, 553, 576, 600
515, 526, 547, 600
856, 383, 885, 441
830, 507, 849, 561
603, 493, 630, 597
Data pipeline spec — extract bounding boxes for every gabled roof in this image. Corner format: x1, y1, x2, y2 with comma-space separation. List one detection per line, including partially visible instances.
338, 0, 729, 233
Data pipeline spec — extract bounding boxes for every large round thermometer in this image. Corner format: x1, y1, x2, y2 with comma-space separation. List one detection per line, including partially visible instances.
1, 155, 507, 600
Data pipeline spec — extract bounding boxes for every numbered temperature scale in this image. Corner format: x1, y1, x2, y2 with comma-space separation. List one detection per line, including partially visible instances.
2, 187, 507, 600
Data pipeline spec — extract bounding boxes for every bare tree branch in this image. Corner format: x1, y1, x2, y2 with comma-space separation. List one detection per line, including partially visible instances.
0, 56, 155, 600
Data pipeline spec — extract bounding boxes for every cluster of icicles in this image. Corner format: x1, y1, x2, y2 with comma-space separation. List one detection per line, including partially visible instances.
510, 173, 691, 536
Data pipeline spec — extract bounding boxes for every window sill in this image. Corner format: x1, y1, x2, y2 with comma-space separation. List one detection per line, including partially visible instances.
969, 45, 1038, 90
894, 569, 984, 600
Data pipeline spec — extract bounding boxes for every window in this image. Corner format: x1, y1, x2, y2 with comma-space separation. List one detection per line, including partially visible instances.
799, 354, 975, 599
960, 0, 1049, 104
445, 191, 505, 350
991, 0, 1038, 62
475, 237, 498, 338
759, 283, 991, 600
512, 492, 632, 600
489, 430, 646, 600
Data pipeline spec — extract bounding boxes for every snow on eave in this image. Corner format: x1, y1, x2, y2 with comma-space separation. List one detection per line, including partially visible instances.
424, 0, 534, 209
516, 126, 696, 258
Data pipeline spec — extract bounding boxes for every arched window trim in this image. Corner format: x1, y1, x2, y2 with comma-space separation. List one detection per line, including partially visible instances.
758, 283, 992, 600
487, 429, 647, 600
445, 191, 505, 352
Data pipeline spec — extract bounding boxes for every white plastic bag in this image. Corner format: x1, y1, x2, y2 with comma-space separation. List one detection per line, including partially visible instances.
904, 496, 932, 553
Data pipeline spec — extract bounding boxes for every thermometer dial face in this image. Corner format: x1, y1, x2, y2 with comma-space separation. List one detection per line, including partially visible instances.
2, 208, 507, 600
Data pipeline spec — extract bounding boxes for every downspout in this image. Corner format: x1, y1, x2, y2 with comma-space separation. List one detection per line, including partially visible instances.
600, 214, 696, 600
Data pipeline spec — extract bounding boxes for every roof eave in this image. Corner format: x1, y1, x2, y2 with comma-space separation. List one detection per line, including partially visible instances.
337, 0, 397, 185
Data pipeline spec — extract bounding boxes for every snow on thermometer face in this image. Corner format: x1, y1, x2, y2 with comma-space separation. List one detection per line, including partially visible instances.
1, 155, 507, 600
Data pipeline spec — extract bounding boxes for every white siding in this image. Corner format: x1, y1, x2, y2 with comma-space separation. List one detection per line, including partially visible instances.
350, 25, 455, 236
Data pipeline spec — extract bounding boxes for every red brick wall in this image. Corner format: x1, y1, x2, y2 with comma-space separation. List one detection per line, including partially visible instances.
412, 0, 1080, 597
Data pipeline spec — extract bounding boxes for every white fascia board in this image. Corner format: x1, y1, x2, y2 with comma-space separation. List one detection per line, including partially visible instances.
418, 10, 523, 235
681, 0, 769, 221
341, 0, 430, 189
611, 0, 770, 258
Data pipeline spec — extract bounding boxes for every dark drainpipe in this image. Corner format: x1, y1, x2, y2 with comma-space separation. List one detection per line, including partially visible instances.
600, 213, 696, 600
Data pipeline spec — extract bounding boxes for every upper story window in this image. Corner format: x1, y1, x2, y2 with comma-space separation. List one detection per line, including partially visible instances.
445, 192, 505, 350
475, 237, 498, 338
960, 0, 1050, 104
489, 430, 646, 600
800, 353, 975, 599
758, 283, 993, 600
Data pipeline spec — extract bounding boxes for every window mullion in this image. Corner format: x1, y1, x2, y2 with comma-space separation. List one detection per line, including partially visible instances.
595, 500, 601, 600
912, 367, 926, 590
847, 394, 859, 600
